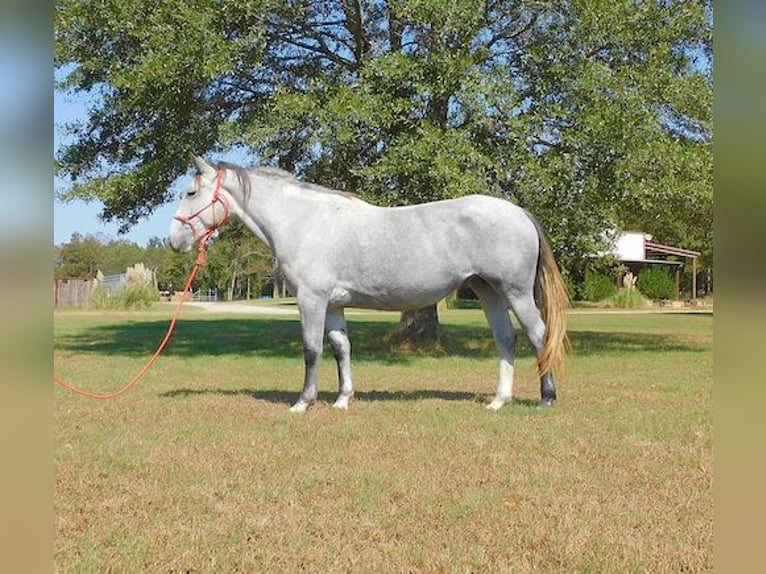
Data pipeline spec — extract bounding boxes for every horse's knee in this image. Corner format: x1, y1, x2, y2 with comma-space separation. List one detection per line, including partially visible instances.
303, 346, 321, 366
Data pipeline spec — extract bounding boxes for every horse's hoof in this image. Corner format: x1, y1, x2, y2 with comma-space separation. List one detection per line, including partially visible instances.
332, 396, 352, 410
538, 398, 556, 408
289, 401, 311, 414
486, 398, 509, 411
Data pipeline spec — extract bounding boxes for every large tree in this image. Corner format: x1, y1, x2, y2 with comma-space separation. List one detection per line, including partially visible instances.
194, 220, 275, 300
54, 232, 106, 278
56, 0, 712, 337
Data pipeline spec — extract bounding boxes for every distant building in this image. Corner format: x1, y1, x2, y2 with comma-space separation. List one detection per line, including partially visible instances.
100, 272, 128, 292
606, 232, 702, 299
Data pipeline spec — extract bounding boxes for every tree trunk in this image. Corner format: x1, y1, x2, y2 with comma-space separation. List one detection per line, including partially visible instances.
272, 259, 281, 298
228, 269, 237, 301
387, 303, 446, 352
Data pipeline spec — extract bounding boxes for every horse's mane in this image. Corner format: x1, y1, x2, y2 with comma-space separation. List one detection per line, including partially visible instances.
210, 160, 359, 201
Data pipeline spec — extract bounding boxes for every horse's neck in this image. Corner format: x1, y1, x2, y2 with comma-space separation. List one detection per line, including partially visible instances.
234, 176, 318, 256
236, 204, 272, 248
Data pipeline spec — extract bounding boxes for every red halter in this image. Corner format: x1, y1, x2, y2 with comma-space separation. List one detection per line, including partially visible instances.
173, 168, 231, 244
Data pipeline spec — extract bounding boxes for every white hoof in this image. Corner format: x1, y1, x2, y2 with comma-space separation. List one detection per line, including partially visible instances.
332, 395, 352, 410
486, 397, 510, 411
289, 401, 311, 414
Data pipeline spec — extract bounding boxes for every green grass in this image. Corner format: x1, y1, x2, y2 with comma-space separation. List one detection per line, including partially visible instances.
54, 306, 713, 573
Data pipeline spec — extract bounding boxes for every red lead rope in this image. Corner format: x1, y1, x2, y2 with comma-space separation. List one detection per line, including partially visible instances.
55, 169, 229, 399
54, 232, 212, 399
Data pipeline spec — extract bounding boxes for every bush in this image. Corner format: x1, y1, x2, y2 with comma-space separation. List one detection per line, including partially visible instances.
608, 288, 646, 309
580, 272, 616, 302
637, 267, 677, 301
91, 282, 159, 310
563, 274, 578, 301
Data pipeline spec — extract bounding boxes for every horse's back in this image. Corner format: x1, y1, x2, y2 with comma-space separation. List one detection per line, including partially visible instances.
437, 195, 539, 278
318, 195, 539, 306
389, 194, 539, 266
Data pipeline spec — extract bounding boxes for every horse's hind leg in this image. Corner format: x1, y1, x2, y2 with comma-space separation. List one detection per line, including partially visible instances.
468, 278, 516, 411
326, 307, 353, 410
506, 292, 557, 406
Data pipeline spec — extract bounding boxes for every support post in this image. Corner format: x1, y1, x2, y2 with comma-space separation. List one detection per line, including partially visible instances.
692, 258, 697, 300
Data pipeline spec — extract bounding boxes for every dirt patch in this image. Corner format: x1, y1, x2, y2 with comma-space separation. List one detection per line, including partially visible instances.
184, 302, 298, 315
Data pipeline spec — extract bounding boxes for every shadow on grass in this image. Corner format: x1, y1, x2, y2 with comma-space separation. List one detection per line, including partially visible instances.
54, 316, 710, 363
158, 387, 542, 407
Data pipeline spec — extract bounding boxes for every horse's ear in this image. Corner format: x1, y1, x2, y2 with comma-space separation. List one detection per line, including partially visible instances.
193, 155, 217, 179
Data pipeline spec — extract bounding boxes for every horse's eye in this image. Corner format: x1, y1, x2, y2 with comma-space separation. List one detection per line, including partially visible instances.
186, 190, 197, 198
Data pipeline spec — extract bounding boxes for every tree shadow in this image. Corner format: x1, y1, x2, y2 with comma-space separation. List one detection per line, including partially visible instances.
54, 315, 710, 364
158, 387, 542, 407
566, 330, 710, 354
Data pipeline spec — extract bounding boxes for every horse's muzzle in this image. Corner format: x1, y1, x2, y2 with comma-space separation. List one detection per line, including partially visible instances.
168, 220, 194, 253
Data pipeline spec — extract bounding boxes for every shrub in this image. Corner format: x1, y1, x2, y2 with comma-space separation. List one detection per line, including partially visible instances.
90, 263, 160, 310
91, 282, 159, 310
608, 288, 646, 309
580, 272, 616, 302
563, 274, 578, 302
637, 267, 677, 301
90, 286, 112, 309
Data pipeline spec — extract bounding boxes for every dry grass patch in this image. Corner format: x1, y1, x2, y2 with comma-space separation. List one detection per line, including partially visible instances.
55, 308, 712, 572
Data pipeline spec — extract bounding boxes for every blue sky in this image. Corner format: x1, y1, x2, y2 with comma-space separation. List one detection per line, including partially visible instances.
54, 83, 201, 246
54, 90, 179, 246
54, 88, 253, 246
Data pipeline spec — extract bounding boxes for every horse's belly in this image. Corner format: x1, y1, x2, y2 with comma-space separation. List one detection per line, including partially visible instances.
330, 271, 465, 311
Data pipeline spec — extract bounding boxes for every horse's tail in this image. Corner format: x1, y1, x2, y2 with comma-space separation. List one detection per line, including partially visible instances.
526, 212, 570, 381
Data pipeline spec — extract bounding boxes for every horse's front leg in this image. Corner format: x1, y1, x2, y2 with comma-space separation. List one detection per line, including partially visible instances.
290, 293, 328, 413
326, 307, 353, 410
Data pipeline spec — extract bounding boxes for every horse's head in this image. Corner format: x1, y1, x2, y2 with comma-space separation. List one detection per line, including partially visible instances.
168, 156, 231, 253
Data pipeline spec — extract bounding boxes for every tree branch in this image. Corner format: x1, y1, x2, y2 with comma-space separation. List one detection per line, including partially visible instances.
341, 0, 367, 65
386, 0, 403, 52
275, 33, 357, 69
485, 14, 538, 52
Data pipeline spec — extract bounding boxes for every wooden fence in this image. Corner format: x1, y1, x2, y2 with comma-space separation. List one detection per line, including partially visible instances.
54, 278, 97, 308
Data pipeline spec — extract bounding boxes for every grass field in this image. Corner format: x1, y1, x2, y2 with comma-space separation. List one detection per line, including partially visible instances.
54, 305, 713, 573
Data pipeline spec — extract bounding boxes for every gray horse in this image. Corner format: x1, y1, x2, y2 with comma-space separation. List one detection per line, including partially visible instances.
169, 157, 569, 413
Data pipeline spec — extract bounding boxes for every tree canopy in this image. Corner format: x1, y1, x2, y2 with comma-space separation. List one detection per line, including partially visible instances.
55, 0, 713, 270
